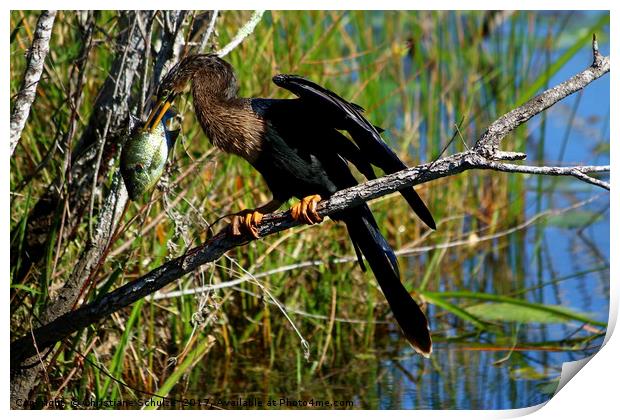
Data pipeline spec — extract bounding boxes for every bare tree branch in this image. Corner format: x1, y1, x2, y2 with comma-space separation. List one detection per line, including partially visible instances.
87, 17, 139, 239
216, 10, 265, 57
199, 10, 219, 52
10, 10, 57, 155
9, 150, 609, 368
153, 11, 188, 84
470, 161, 610, 190
474, 37, 610, 158
45, 175, 129, 326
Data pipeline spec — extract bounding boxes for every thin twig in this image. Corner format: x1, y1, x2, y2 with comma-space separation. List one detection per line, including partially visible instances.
137, 11, 155, 116
233, 286, 384, 325
153, 11, 189, 83
570, 169, 610, 190
475, 40, 610, 157
199, 10, 219, 53
317, 286, 337, 368
216, 10, 265, 58
224, 255, 310, 360
41, 174, 128, 326
475, 161, 610, 190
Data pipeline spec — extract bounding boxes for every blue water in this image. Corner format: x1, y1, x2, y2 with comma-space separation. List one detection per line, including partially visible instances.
385, 11, 610, 409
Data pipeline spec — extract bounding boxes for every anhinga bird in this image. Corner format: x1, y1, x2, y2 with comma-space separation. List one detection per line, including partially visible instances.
142, 54, 436, 357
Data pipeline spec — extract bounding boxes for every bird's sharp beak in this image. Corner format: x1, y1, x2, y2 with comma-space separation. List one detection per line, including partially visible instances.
143, 96, 174, 133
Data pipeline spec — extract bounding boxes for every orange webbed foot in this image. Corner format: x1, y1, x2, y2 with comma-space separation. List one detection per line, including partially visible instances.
229, 209, 264, 239
290, 194, 323, 225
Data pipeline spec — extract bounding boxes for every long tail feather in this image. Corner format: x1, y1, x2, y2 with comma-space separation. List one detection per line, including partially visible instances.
401, 188, 436, 230
341, 206, 432, 357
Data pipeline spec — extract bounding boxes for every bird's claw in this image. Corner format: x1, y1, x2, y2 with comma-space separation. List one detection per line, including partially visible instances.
290, 195, 323, 225
229, 209, 264, 239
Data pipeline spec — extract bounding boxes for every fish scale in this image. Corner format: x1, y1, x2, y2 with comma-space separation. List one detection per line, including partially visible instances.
120, 114, 179, 201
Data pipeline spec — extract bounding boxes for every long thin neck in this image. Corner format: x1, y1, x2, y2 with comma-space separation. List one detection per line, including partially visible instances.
191, 78, 230, 133
190, 76, 265, 162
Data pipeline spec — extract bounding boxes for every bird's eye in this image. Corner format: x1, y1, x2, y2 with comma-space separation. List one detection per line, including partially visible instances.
134, 164, 145, 172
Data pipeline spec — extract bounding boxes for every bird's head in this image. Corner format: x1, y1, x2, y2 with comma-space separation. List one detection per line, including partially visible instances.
143, 54, 238, 133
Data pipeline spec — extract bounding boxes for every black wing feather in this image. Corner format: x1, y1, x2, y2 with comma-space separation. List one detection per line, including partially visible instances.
272, 74, 436, 230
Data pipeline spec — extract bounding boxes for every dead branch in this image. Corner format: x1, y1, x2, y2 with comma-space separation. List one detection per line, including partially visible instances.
10, 154, 609, 369
216, 10, 265, 57
474, 35, 610, 158
199, 10, 219, 52
10, 10, 57, 155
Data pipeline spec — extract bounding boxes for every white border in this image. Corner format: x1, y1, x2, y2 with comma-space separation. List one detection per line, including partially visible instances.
4, 3, 616, 418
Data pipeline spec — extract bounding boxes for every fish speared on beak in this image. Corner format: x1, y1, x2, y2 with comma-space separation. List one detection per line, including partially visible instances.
143, 92, 176, 133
